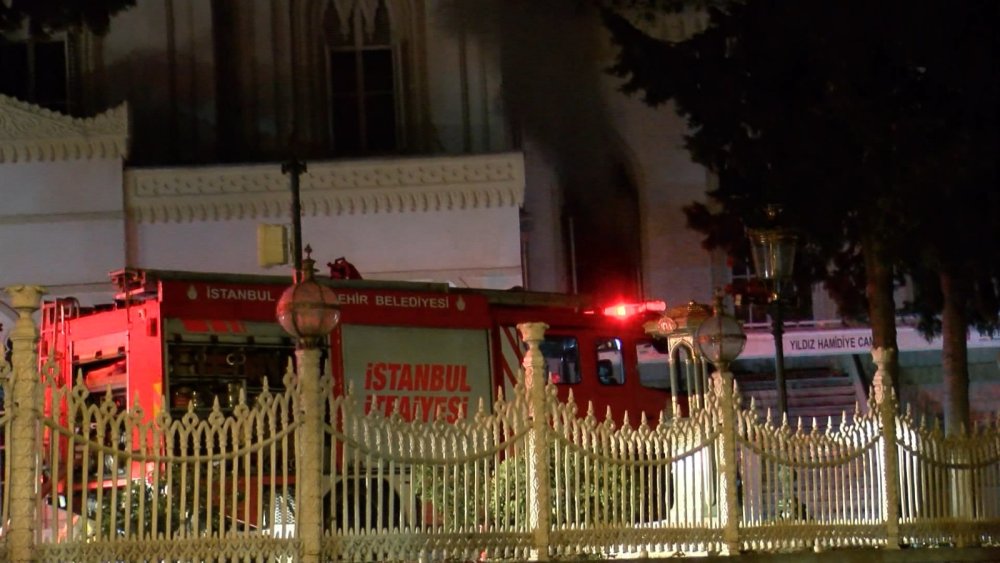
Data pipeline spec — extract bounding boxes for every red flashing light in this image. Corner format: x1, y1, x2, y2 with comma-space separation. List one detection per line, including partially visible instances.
601, 300, 666, 319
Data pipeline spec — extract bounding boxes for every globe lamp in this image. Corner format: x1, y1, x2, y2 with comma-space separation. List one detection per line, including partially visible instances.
276, 245, 340, 348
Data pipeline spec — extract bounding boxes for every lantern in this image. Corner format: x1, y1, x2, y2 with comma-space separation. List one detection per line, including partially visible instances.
276, 246, 340, 348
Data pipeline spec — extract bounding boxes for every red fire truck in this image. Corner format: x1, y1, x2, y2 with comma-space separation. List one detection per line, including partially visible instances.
39, 268, 676, 426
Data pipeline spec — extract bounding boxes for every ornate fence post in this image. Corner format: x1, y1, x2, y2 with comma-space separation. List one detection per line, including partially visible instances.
296, 347, 326, 563
5, 285, 46, 563
714, 368, 741, 555
873, 347, 901, 549
276, 251, 339, 561
518, 322, 551, 561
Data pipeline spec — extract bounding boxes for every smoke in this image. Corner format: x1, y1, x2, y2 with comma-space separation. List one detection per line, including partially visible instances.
436, 0, 642, 299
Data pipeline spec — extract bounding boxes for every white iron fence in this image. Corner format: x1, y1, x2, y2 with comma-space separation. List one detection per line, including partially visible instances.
0, 286, 999, 561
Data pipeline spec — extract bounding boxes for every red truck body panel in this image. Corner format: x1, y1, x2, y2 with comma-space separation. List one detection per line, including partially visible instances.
40, 269, 675, 427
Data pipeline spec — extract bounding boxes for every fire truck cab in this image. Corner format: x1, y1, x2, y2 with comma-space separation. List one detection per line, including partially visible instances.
39, 268, 678, 426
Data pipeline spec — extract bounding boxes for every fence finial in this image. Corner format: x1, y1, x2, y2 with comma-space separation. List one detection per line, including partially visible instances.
871, 347, 897, 406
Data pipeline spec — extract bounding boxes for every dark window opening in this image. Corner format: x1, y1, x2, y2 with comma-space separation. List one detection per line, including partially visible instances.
0, 39, 68, 113
636, 340, 669, 390
537, 336, 580, 385
326, 0, 398, 155
596, 337, 625, 386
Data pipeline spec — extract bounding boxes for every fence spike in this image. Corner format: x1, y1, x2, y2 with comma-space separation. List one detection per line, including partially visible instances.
413, 399, 424, 422
659, 406, 671, 425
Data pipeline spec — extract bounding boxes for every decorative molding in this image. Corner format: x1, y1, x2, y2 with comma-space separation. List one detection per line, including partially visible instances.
125, 152, 525, 223
0, 210, 124, 225
0, 95, 129, 163
330, 0, 386, 39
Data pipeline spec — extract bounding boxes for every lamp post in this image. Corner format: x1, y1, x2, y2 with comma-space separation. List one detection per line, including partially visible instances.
276, 246, 341, 350
694, 292, 747, 381
746, 204, 798, 416
693, 291, 745, 552
275, 246, 339, 563
282, 159, 307, 280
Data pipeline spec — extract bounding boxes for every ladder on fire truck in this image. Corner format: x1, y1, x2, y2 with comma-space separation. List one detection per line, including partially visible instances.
40, 298, 81, 372
38, 267, 152, 373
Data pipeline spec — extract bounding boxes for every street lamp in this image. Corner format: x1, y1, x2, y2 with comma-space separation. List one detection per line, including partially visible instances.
275, 242, 339, 557
277, 157, 340, 348
282, 159, 307, 280
746, 204, 798, 416
276, 246, 341, 349
694, 293, 746, 380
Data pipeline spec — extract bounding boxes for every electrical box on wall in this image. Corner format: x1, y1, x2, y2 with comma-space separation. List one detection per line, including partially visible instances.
257, 224, 289, 267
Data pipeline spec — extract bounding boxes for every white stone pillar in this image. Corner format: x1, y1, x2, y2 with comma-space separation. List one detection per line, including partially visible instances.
296, 347, 325, 563
873, 347, 901, 549
5, 285, 45, 563
518, 322, 551, 561
714, 366, 741, 555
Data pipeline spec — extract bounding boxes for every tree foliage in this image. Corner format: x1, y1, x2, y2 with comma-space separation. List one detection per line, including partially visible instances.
601, 0, 1000, 430
0, 0, 135, 36
602, 0, 999, 324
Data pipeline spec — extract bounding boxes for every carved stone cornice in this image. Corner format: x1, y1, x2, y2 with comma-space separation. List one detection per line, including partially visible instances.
125, 152, 525, 223
0, 95, 129, 163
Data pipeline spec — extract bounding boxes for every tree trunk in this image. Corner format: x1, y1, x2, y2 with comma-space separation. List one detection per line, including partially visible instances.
939, 270, 971, 436
862, 233, 899, 391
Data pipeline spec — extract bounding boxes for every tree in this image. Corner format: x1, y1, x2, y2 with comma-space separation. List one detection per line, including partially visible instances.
893, 26, 1000, 433
0, 0, 135, 36
601, 0, 1000, 432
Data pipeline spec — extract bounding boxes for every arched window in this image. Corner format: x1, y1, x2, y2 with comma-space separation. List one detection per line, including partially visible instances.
0, 30, 75, 114
324, 0, 402, 155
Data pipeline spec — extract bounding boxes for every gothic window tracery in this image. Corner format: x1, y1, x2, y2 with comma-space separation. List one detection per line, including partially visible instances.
324, 0, 401, 155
